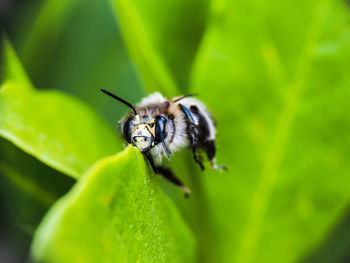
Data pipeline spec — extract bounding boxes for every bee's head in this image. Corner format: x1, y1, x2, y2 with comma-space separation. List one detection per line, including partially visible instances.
130, 116, 170, 156
101, 89, 171, 157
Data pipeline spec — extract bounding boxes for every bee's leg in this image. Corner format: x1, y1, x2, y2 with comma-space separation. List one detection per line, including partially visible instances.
157, 167, 191, 198
144, 152, 191, 197
178, 104, 204, 170
203, 140, 227, 171
191, 137, 204, 171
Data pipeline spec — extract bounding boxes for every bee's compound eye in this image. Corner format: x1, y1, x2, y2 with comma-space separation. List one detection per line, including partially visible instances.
123, 117, 133, 143
155, 116, 167, 143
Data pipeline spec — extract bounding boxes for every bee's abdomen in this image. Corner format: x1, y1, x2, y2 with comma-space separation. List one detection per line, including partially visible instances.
189, 105, 211, 141
157, 97, 216, 154
180, 98, 216, 140
168, 100, 215, 150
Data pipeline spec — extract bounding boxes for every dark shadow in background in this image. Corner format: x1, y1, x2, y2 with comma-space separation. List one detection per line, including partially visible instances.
0, 0, 12, 26
0, 137, 75, 262
302, 206, 350, 263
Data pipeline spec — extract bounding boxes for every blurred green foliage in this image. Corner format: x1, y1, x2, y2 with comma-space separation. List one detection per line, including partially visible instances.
110, 0, 209, 94
1, 0, 350, 262
0, 138, 74, 258
1, 40, 121, 178
191, 0, 350, 261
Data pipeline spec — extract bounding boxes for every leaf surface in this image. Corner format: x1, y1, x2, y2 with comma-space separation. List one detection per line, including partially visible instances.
0, 40, 121, 178
31, 146, 196, 263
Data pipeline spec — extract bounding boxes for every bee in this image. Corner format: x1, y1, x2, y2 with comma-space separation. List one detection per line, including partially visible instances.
101, 89, 226, 197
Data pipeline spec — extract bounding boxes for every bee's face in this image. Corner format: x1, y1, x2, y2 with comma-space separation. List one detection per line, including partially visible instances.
131, 120, 156, 152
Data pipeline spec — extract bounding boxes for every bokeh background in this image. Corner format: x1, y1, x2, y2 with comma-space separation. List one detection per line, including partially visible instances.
1, 0, 350, 262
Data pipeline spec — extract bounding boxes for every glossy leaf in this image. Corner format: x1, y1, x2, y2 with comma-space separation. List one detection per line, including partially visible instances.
190, 0, 350, 262
110, 0, 209, 95
31, 146, 196, 263
0, 41, 121, 178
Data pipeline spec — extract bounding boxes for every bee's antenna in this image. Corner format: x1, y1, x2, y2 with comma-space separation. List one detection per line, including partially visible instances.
172, 94, 198, 102
101, 89, 137, 115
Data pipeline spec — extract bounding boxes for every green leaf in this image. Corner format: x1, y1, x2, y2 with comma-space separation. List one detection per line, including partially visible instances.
2, 37, 32, 86
31, 146, 196, 263
21, 0, 83, 78
0, 40, 122, 178
17, 0, 144, 127
109, 0, 209, 95
0, 138, 74, 258
189, 0, 350, 262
